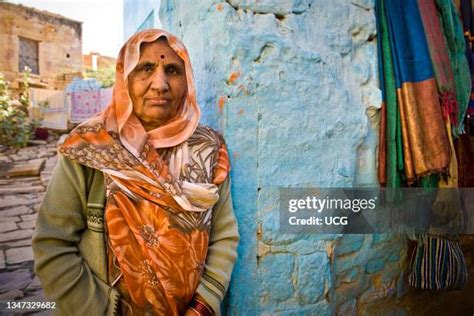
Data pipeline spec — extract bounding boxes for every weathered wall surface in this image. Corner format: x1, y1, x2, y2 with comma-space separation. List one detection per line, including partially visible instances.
156, 0, 408, 314
0, 2, 82, 93
123, 0, 161, 40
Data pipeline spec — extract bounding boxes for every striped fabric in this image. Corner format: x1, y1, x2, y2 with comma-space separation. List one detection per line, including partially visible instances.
409, 236, 468, 290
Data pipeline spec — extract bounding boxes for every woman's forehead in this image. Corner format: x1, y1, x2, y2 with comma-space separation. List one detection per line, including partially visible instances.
138, 40, 183, 62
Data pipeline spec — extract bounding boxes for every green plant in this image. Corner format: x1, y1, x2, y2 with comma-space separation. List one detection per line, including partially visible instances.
0, 71, 41, 148
84, 67, 115, 88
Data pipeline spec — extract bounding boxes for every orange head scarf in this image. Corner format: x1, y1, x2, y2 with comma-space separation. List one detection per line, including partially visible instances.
106, 29, 201, 156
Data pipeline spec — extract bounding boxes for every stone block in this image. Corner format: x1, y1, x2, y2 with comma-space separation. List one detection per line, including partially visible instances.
0, 269, 33, 293
387, 252, 400, 263
336, 266, 360, 287
336, 235, 365, 256
365, 257, 385, 274
0, 196, 40, 209
0, 186, 44, 195
27, 140, 47, 146
380, 263, 403, 286
372, 233, 394, 246
271, 238, 330, 256
0, 222, 17, 233
0, 216, 21, 222
0, 289, 24, 300
260, 253, 295, 304
337, 298, 356, 316
18, 220, 35, 230
277, 300, 331, 316
7, 159, 45, 177
0, 250, 5, 269
6, 247, 34, 264
296, 252, 329, 304
26, 276, 42, 291
1, 239, 32, 248
20, 214, 37, 222
0, 205, 33, 217
0, 229, 34, 243
334, 275, 369, 306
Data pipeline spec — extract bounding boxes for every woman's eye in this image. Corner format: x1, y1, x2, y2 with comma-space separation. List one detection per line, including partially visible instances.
166, 66, 180, 74
143, 64, 154, 72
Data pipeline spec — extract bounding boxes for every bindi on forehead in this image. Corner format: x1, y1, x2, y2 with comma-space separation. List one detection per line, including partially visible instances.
161, 55, 165, 59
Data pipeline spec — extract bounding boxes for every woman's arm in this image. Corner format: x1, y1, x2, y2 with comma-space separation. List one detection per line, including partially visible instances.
32, 155, 120, 315
194, 177, 240, 315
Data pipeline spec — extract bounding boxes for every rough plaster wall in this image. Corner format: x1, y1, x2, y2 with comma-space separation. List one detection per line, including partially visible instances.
123, 0, 161, 40
159, 0, 405, 314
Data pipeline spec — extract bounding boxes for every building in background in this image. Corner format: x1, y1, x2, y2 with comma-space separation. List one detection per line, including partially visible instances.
0, 1, 83, 96
83, 52, 115, 71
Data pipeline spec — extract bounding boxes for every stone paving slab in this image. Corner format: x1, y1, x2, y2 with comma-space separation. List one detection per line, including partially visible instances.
0, 230, 34, 243
0, 216, 21, 223
0, 206, 33, 218
0, 290, 25, 302
20, 215, 37, 222
0, 251, 5, 269
0, 197, 41, 209
6, 247, 34, 265
18, 221, 35, 230
0, 269, 33, 293
0, 222, 17, 234
0, 186, 45, 196
0, 239, 34, 249
26, 277, 41, 291
0, 289, 24, 301
0, 136, 62, 313
7, 159, 45, 178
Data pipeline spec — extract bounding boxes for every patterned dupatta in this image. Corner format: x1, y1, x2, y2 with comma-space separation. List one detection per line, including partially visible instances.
59, 29, 230, 314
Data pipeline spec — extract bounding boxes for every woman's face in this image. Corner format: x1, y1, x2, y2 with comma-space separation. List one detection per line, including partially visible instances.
128, 39, 187, 130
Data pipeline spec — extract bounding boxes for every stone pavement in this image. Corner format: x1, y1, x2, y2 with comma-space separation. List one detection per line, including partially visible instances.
0, 139, 59, 316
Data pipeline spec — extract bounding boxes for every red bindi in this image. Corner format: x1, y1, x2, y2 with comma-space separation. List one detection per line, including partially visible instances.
160, 55, 165, 59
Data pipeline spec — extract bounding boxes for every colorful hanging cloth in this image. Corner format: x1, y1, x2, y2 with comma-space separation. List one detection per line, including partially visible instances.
435, 0, 472, 136
376, 0, 468, 291
377, 0, 451, 185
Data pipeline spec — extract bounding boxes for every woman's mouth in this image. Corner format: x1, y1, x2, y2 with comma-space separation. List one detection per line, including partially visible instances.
146, 97, 170, 106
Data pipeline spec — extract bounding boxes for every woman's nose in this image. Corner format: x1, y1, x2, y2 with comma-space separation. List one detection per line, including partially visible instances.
150, 69, 169, 92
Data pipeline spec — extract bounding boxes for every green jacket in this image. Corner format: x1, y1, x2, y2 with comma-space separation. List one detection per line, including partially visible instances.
32, 155, 239, 315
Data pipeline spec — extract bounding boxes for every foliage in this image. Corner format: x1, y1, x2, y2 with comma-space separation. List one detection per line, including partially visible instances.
84, 67, 115, 88
0, 70, 43, 148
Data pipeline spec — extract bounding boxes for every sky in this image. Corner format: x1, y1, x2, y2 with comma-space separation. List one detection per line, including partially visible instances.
8, 0, 123, 57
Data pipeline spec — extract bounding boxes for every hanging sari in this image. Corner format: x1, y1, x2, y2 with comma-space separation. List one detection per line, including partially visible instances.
378, 0, 451, 185
376, 0, 468, 291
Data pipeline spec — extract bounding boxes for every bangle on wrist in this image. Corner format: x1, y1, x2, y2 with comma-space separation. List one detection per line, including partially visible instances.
189, 297, 213, 316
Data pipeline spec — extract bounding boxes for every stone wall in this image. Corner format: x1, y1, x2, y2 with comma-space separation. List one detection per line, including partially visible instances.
156, 0, 407, 314
0, 2, 82, 94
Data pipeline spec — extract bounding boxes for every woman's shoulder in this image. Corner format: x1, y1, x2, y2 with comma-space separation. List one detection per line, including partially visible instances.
189, 124, 226, 148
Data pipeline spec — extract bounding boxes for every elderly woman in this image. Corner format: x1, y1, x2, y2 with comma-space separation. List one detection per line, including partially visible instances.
32, 29, 239, 316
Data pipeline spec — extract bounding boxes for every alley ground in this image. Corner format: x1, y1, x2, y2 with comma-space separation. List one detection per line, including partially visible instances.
0, 137, 58, 316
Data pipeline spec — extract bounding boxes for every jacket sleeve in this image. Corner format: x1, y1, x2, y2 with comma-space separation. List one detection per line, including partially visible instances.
32, 155, 120, 316
195, 177, 240, 315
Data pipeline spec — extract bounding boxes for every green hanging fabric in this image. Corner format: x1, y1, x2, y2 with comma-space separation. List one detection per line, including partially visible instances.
435, 0, 471, 137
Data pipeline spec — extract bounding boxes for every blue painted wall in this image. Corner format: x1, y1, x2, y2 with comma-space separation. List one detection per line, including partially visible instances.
125, 0, 409, 314
123, 0, 161, 40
